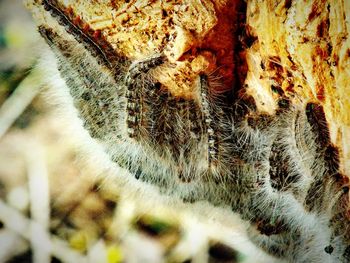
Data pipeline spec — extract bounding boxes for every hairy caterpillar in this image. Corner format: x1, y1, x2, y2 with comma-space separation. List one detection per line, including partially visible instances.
27, 0, 350, 262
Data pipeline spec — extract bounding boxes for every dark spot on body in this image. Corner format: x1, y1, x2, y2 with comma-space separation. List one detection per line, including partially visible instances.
182, 195, 196, 203
234, 93, 257, 118
333, 173, 349, 185
269, 141, 298, 191
135, 169, 142, 180
96, 120, 104, 127
178, 171, 192, 183
277, 98, 290, 109
306, 102, 330, 148
324, 144, 340, 174
324, 245, 334, 254
265, 244, 286, 258
344, 245, 350, 260
208, 242, 238, 262
256, 218, 286, 236
81, 92, 91, 101
304, 178, 326, 212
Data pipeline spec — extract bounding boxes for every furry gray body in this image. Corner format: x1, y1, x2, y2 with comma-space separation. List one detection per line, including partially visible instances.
30, 0, 350, 262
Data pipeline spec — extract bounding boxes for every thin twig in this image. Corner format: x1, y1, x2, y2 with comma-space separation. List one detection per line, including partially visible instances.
0, 67, 42, 139
25, 140, 51, 263
0, 229, 28, 262
0, 199, 88, 263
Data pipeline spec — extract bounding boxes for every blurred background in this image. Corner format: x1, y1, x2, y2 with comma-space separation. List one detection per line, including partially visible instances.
0, 1, 280, 262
